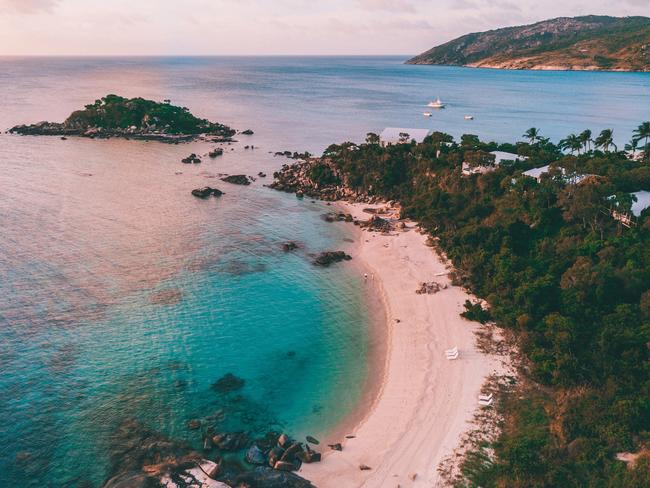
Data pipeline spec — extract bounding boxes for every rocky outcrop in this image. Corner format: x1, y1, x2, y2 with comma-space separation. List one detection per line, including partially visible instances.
361, 215, 392, 232
220, 175, 252, 186
192, 187, 224, 198
314, 251, 352, 267
282, 242, 299, 252
182, 154, 202, 164
270, 160, 381, 203
235, 467, 314, 488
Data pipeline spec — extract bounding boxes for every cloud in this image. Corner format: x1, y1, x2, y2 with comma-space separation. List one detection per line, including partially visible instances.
355, 0, 417, 13
0, 0, 60, 13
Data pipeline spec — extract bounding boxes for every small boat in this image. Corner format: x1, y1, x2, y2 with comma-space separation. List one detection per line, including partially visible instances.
423, 112, 432, 117
427, 97, 446, 109
464, 115, 474, 120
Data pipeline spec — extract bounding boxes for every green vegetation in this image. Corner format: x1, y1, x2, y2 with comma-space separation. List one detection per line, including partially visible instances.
66, 94, 233, 135
407, 15, 650, 72
10, 94, 235, 138
314, 122, 650, 486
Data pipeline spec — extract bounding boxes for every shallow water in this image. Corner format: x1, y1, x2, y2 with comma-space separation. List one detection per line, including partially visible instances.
0, 56, 649, 487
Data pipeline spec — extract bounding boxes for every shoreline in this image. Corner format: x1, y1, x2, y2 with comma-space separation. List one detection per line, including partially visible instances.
300, 202, 501, 487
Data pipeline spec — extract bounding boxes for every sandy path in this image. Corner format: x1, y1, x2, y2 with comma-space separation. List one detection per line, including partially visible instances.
300, 203, 499, 487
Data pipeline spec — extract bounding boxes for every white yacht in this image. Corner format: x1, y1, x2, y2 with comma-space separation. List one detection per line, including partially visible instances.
464, 115, 474, 120
423, 112, 432, 117
427, 97, 446, 109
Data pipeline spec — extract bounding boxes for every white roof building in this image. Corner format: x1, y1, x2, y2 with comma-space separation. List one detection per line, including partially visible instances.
631, 190, 650, 217
522, 165, 551, 182
490, 151, 528, 164
380, 128, 431, 146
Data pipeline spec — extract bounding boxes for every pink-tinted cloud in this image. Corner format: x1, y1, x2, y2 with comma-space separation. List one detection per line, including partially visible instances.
0, 0, 60, 13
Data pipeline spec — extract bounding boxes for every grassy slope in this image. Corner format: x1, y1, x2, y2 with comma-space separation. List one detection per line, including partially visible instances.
407, 16, 650, 71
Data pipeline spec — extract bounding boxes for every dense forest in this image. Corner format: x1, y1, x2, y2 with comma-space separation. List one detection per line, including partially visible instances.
299, 126, 650, 486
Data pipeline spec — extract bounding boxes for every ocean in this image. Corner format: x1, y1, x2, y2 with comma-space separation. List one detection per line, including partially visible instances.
0, 56, 648, 487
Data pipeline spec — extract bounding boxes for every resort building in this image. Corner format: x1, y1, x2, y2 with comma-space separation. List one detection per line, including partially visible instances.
522, 165, 551, 182
380, 128, 431, 146
462, 151, 527, 176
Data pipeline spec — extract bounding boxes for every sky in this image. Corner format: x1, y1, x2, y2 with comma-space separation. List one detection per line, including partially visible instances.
0, 0, 649, 56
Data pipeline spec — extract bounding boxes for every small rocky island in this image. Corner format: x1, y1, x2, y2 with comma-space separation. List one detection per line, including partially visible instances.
9, 94, 236, 142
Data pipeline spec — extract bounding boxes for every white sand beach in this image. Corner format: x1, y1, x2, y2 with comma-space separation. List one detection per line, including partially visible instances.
301, 203, 501, 488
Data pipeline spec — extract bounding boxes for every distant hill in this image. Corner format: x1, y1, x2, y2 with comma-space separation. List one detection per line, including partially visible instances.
406, 16, 650, 71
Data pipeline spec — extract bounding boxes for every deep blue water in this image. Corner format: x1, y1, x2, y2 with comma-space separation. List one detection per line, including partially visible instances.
0, 56, 649, 487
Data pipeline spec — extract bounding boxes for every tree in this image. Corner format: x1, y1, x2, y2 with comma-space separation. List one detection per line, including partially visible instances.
595, 129, 617, 152
633, 121, 650, 148
560, 134, 582, 155
579, 130, 593, 152
365, 132, 380, 145
523, 127, 541, 144
398, 132, 411, 144
625, 138, 639, 156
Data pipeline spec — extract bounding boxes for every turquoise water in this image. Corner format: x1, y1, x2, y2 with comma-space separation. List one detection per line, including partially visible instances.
1, 57, 649, 487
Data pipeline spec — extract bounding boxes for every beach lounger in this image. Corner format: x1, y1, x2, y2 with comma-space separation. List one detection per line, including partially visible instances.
478, 397, 493, 406
445, 347, 459, 360
479, 393, 493, 402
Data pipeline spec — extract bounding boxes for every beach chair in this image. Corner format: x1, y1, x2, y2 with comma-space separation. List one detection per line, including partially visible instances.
445, 347, 459, 360
478, 397, 493, 407
479, 393, 493, 402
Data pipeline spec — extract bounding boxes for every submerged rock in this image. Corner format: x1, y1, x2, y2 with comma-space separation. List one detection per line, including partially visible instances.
209, 148, 224, 158
282, 241, 299, 252
245, 445, 267, 466
212, 432, 249, 451
314, 251, 352, 267
328, 443, 343, 451
211, 373, 245, 393
220, 174, 252, 186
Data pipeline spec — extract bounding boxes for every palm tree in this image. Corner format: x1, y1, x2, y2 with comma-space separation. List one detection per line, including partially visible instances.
633, 121, 650, 148
579, 130, 593, 152
560, 134, 582, 155
595, 129, 617, 152
625, 138, 639, 156
523, 127, 540, 144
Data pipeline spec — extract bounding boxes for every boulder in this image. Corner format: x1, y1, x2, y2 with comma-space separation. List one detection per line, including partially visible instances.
192, 187, 224, 198
212, 432, 249, 451
328, 443, 342, 451
258, 172, 267, 178
182, 153, 201, 164
305, 435, 320, 445
359, 464, 372, 471
277, 434, 291, 448
220, 174, 251, 186
314, 252, 352, 267
242, 129, 254, 135
280, 442, 304, 463
274, 460, 298, 472
282, 241, 299, 252
235, 467, 314, 488
245, 445, 267, 466
209, 148, 224, 158
268, 446, 284, 468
